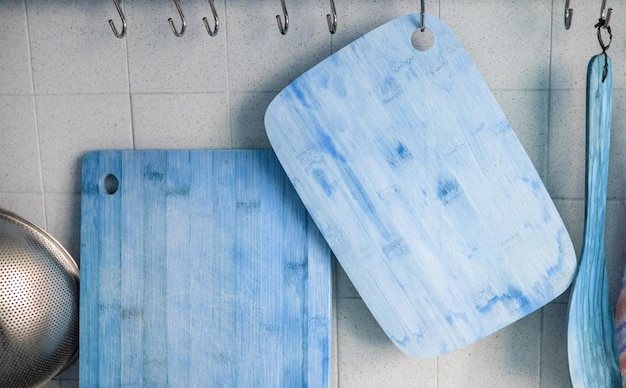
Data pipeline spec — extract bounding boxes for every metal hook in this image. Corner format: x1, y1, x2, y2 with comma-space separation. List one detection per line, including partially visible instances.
420, 0, 425, 32
564, 0, 573, 29
168, 0, 187, 37
327, 0, 337, 34
276, 0, 289, 35
599, 0, 612, 29
109, 0, 127, 38
203, 0, 219, 36
595, 0, 612, 30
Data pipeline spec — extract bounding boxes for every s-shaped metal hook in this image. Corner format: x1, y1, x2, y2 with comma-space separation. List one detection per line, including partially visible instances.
276, 0, 289, 35
327, 0, 337, 34
565, 0, 573, 29
203, 0, 219, 36
168, 0, 187, 37
109, 0, 127, 38
420, 0, 425, 32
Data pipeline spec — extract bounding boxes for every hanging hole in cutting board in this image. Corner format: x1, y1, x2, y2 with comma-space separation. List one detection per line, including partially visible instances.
102, 174, 119, 195
411, 27, 434, 51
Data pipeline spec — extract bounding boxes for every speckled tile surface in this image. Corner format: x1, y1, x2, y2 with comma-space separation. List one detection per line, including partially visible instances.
36, 94, 133, 193
125, 0, 228, 93
0, 0, 32, 95
0, 96, 41, 192
131, 93, 230, 149
27, 0, 129, 94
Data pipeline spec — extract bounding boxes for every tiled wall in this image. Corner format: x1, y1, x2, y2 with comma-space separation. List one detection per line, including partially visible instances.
2, 0, 626, 387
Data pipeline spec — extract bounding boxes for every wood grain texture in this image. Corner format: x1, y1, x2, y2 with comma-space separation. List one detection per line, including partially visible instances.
617, 268, 626, 384
79, 150, 331, 387
567, 54, 620, 388
264, 14, 577, 358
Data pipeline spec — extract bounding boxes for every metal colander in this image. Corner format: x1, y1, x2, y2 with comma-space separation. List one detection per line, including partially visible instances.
0, 209, 79, 388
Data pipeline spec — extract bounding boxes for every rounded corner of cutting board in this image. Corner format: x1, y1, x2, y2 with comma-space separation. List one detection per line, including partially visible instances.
263, 12, 577, 362
82, 150, 102, 166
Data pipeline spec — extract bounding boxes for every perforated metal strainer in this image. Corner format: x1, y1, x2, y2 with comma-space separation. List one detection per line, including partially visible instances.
0, 208, 79, 388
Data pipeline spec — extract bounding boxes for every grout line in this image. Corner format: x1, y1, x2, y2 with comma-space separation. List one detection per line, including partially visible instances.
23, 0, 48, 230
546, 0, 555, 187
223, 0, 233, 150
545, 0, 555, 203
121, 0, 135, 150
436, 356, 440, 388
538, 308, 546, 388
540, 2, 556, 385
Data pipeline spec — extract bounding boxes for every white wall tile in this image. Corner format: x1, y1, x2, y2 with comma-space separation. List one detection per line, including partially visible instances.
540, 303, 570, 388
330, 0, 431, 52
132, 93, 230, 149
337, 299, 437, 388
0, 193, 45, 228
27, 0, 129, 94
438, 309, 542, 388
44, 193, 81, 263
336, 299, 437, 388
549, 89, 626, 200
552, 0, 626, 90
230, 92, 274, 149
0, 96, 42, 192
36, 94, 133, 193
604, 200, 626, 303
334, 259, 360, 299
227, 0, 331, 92
125, 0, 227, 94
494, 90, 549, 179
441, 0, 551, 90
0, 0, 33, 95
548, 89, 586, 199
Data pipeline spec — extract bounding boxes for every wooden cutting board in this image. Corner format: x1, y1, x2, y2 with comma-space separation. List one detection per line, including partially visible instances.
264, 14, 577, 358
79, 150, 331, 387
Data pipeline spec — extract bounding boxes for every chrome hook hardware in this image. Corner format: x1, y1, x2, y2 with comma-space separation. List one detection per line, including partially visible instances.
203, 0, 219, 36
595, 0, 613, 82
565, 0, 573, 29
327, 0, 337, 34
168, 0, 187, 37
276, 0, 289, 35
420, 0, 425, 32
109, 0, 127, 38
596, 0, 612, 29
595, 0, 613, 51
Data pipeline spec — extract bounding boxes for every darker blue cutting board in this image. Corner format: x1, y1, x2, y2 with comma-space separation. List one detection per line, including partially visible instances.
79, 150, 331, 387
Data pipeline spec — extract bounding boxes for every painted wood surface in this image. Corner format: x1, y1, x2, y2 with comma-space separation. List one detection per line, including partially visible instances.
264, 14, 577, 358
617, 267, 626, 386
617, 269, 626, 387
567, 54, 620, 388
79, 150, 332, 387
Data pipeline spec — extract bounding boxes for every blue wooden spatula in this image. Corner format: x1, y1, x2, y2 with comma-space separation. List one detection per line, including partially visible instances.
567, 52, 620, 388
265, 14, 578, 358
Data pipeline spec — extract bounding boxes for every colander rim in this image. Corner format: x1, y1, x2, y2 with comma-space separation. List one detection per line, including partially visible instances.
0, 207, 80, 377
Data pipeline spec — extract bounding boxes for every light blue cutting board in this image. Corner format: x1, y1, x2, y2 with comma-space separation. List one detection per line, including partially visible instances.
265, 14, 577, 358
79, 150, 331, 387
